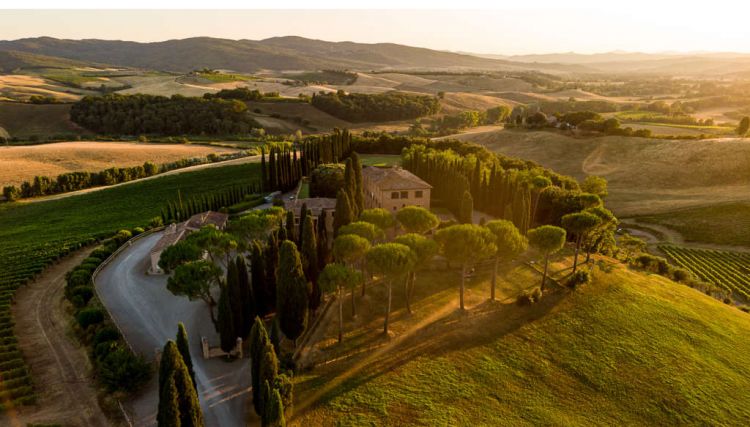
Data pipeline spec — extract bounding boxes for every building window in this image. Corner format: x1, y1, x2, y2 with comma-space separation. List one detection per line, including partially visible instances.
391, 192, 399, 199
400, 191, 408, 198
415, 190, 423, 198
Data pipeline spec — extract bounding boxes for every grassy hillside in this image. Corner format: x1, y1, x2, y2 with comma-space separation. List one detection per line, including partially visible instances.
454, 129, 750, 216
293, 260, 750, 425
0, 102, 85, 138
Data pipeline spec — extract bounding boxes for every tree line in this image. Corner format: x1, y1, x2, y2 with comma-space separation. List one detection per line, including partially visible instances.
161, 183, 262, 223
3, 152, 249, 202
260, 129, 353, 192
70, 93, 261, 136
311, 90, 440, 123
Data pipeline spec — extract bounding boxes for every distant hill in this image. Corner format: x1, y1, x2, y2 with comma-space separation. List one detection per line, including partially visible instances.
0, 50, 101, 72
0, 36, 586, 74
471, 50, 750, 76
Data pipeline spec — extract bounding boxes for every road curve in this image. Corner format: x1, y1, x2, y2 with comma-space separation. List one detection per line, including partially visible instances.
95, 232, 250, 427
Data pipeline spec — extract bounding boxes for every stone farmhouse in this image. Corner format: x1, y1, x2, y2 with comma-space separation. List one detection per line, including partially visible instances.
362, 166, 432, 212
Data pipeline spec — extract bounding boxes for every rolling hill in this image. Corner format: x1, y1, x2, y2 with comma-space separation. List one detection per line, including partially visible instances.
453, 129, 750, 217
293, 259, 750, 425
0, 36, 587, 73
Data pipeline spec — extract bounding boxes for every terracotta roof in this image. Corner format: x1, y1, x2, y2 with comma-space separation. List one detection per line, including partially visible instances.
184, 211, 229, 230
150, 224, 187, 255
362, 166, 432, 191
284, 198, 336, 216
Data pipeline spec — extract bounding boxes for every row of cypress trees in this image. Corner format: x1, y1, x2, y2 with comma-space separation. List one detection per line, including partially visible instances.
161, 183, 262, 223
403, 147, 533, 234
260, 129, 353, 192
217, 256, 256, 353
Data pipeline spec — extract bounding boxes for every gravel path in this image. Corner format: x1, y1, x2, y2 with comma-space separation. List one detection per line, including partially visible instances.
95, 232, 251, 427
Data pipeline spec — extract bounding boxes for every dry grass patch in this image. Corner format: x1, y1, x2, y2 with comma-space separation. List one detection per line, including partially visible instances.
0, 141, 237, 186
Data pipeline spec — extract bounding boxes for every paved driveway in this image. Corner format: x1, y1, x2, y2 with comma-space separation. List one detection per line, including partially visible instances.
96, 231, 251, 426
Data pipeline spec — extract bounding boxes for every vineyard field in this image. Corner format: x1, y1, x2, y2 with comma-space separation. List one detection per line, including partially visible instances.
660, 245, 750, 300
0, 161, 260, 410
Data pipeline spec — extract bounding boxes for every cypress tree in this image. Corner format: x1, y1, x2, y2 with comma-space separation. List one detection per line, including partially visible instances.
217, 284, 236, 353
298, 205, 309, 248
264, 389, 286, 427
351, 152, 365, 214
317, 210, 330, 270
285, 210, 295, 242
301, 214, 321, 312
175, 323, 196, 391
258, 343, 279, 416
265, 233, 280, 311
226, 259, 245, 341
250, 317, 270, 415
157, 375, 180, 427
276, 241, 309, 344
158, 340, 204, 427
173, 353, 203, 427
333, 189, 353, 235
251, 241, 269, 316
459, 190, 473, 224
270, 317, 281, 357
343, 158, 357, 217
236, 256, 255, 338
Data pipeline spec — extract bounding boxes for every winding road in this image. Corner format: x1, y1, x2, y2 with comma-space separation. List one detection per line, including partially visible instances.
95, 232, 251, 427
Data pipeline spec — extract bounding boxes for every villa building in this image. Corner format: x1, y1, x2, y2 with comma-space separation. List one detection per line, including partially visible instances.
361, 166, 432, 212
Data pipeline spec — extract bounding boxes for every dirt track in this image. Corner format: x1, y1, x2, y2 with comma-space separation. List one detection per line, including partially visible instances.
6, 247, 110, 427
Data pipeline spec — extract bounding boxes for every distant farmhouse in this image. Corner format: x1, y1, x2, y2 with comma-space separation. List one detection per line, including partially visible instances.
149, 211, 229, 274
362, 166, 432, 211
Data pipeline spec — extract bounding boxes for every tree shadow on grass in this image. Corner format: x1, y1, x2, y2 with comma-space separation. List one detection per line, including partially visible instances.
296, 283, 570, 413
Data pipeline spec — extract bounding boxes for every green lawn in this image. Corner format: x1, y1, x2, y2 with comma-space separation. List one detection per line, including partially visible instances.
292, 259, 750, 426
298, 181, 310, 198
359, 154, 401, 167
637, 202, 750, 247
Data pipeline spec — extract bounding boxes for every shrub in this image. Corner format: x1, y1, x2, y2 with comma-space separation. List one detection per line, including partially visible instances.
113, 229, 132, 245
132, 227, 145, 235
517, 287, 542, 305
97, 346, 151, 392
309, 163, 345, 198
567, 270, 591, 288
671, 267, 693, 283
93, 326, 121, 347
69, 286, 94, 307
76, 307, 105, 329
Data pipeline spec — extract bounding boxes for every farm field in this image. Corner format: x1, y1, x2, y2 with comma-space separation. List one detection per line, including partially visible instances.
293, 259, 750, 425
0, 161, 261, 407
455, 128, 750, 217
660, 245, 750, 300
0, 102, 85, 139
637, 202, 750, 247
0, 141, 238, 187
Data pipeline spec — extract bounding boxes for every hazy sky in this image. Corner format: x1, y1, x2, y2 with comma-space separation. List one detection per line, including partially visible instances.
2, 5, 750, 55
